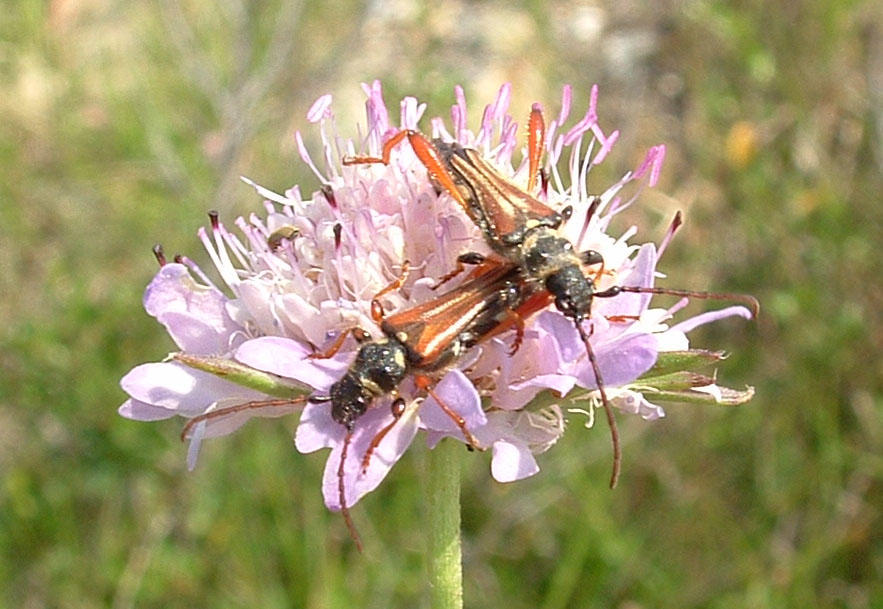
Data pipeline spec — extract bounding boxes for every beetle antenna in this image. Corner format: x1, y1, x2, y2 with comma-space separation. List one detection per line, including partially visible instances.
338, 429, 363, 552
179, 395, 309, 441
575, 318, 621, 489
601, 286, 760, 319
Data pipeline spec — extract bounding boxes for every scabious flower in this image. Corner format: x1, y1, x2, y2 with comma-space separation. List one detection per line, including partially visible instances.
119, 81, 754, 512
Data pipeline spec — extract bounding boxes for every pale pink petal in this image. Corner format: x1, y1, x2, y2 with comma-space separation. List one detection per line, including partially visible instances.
155, 312, 226, 355
307, 94, 333, 122
613, 389, 666, 420
318, 405, 420, 510
418, 369, 487, 437
120, 362, 262, 415
118, 398, 176, 421
491, 440, 539, 482
669, 305, 754, 335
235, 336, 349, 392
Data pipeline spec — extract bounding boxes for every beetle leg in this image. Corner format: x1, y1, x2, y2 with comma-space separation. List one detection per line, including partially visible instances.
360, 396, 407, 474
416, 376, 484, 451
370, 261, 411, 323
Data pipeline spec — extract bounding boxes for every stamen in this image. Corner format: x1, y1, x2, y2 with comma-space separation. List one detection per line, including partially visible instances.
203, 213, 241, 288
176, 255, 222, 293
333, 223, 342, 250
453, 84, 467, 139
558, 84, 572, 125
657, 211, 683, 259
576, 196, 601, 246
322, 185, 337, 209
152, 244, 167, 267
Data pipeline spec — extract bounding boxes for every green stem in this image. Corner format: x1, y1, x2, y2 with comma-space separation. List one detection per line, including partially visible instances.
426, 439, 464, 609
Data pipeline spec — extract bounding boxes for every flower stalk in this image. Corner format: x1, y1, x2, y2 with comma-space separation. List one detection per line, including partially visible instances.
426, 439, 464, 609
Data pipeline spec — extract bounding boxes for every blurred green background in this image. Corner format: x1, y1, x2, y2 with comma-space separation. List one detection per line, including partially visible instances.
3, 1, 881, 607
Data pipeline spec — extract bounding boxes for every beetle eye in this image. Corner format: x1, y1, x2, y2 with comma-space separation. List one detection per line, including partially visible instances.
580, 250, 603, 266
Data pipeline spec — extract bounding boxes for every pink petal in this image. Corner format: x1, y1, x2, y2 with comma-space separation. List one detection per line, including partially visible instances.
120, 362, 261, 415
598, 243, 657, 317
417, 369, 487, 437
574, 333, 659, 390
295, 401, 343, 453
615, 389, 666, 420
118, 398, 176, 421
306, 94, 333, 122
491, 440, 539, 482
668, 306, 754, 335
316, 405, 419, 510
143, 264, 239, 353
235, 336, 349, 392
155, 311, 226, 354
506, 374, 577, 407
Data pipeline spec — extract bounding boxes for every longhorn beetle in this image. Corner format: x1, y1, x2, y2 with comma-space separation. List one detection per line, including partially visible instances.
180, 258, 547, 550
344, 103, 759, 488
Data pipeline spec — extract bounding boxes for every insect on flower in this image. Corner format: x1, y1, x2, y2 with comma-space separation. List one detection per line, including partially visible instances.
180, 258, 544, 550
119, 81, 759, 554
266, 224, 300, 251
344, 103, 759, 488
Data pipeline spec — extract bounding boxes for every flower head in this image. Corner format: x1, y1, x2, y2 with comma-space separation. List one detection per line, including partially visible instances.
119, 81, 754, 513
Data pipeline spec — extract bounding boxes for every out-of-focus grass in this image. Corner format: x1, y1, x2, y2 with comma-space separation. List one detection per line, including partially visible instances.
2, 1, 881, 608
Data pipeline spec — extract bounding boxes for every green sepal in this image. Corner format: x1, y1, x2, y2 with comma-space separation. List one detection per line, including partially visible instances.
170, 352, 310, 399
641, 349, 726, 379
634, 350, 754, 406
645, 384, 755, 406
637, 370, 716, 392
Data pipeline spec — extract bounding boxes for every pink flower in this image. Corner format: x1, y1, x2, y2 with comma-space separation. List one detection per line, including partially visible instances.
119, 81, 754, 512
